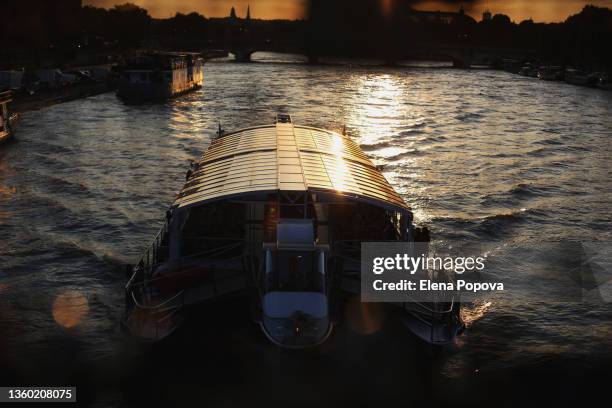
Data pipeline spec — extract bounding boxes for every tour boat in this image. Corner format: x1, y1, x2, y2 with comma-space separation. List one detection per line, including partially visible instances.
117, 52, 204, 102
0, 91, 19, 144
123, 114, 463, 347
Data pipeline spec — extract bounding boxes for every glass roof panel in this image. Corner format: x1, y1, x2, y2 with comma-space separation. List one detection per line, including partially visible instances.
174, 124, 409, 211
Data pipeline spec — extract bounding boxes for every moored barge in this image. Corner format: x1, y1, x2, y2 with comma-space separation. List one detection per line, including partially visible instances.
124, 114, 463, 347
0, 91, 19, 144
117, 52, 204, 102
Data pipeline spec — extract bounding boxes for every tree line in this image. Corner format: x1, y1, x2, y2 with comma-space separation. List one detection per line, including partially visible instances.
2, 1, 611, 70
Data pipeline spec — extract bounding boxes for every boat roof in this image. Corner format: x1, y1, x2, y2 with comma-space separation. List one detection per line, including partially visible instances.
174, 120, 410, 211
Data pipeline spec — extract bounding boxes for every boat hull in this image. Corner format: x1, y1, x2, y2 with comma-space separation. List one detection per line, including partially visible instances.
0, 113, 18, 144
0, 130, 11, 144
117, 81, 202, 103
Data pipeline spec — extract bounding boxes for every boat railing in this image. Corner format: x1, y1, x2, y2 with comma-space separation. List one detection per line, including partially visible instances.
127, 235, 245, 290
403, 297, 456, 316
401, 267, 461, 343
131, 288, 185, 311
334, 239, 460, 343
333, 239, 410, 263
129, 239, 245, 286
181, 237, 246, 259
128, 288, 186, 341
125, 244, 251, 326
125, 219, 171, 295
402, 298, 461, 344
126, 237, 247, 297
0, 90, 12, 105
126, 247, 249, 303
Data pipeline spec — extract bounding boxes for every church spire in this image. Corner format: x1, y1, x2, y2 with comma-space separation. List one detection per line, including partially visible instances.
230, 6, 237, 19
246, 5, 251, 20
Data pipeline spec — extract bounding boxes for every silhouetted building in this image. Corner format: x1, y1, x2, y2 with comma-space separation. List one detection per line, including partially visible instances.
482, 10, 492, 22
408, 7, 475, 25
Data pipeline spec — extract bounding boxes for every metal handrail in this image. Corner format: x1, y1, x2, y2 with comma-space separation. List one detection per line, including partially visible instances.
127, 248, 251, 290
406, 298, 456, 315
125, 269, 141, 290
128, 240, 244, 284
0, 90, 12, 104
131, 289, 185, 311
131, 230, 244, 276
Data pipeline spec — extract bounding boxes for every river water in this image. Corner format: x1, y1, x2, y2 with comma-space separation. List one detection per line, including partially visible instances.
0, 53, 611, 406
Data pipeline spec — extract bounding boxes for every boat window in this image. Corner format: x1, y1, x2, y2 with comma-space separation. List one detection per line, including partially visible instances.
265, 250, 325, 293
329, 202, 399, 241
265, 249, 273, 274
318, 251, 325, 275
180, 203, 245, 259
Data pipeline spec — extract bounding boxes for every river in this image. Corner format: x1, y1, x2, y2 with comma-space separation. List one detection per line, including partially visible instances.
1, 53, 611, 407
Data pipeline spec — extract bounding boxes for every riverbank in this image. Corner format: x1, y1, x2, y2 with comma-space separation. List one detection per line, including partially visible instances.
11, 82, 115, 114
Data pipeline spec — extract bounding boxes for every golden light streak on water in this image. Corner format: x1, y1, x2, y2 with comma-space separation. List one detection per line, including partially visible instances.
349, 74, 404, 147
0, 185, 16, 197
52, 290, 89, 329
460, 300, 492, 328
0, 160, 16, 200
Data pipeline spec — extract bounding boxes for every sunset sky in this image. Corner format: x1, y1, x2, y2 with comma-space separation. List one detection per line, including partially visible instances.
85, 0, 612, 22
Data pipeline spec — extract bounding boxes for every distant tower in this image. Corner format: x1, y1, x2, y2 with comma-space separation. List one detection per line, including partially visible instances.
482, 9, 492, 22
246, 5, 251, 21
230, 6, 237, 19
459, 4, 465, 15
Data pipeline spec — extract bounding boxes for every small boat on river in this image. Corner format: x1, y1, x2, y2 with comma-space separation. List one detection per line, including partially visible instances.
565, 68, 598, 87
0, 90, 19, 144
538, 66, 564, 81
595, 73, 612, 91
123, 114, 463, 347
117, 52, 204, 102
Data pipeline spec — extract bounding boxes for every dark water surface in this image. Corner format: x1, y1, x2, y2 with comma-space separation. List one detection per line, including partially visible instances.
1, 53, 611, 407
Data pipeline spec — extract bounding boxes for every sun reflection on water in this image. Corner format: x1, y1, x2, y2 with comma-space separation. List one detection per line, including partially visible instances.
52, 290, 89, 330
348, 74, 405, 147
460, 300, 493, 328
345, 73, 434, 220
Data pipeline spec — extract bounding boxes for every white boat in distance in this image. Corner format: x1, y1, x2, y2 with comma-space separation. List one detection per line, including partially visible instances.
123, 114, 464, 348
